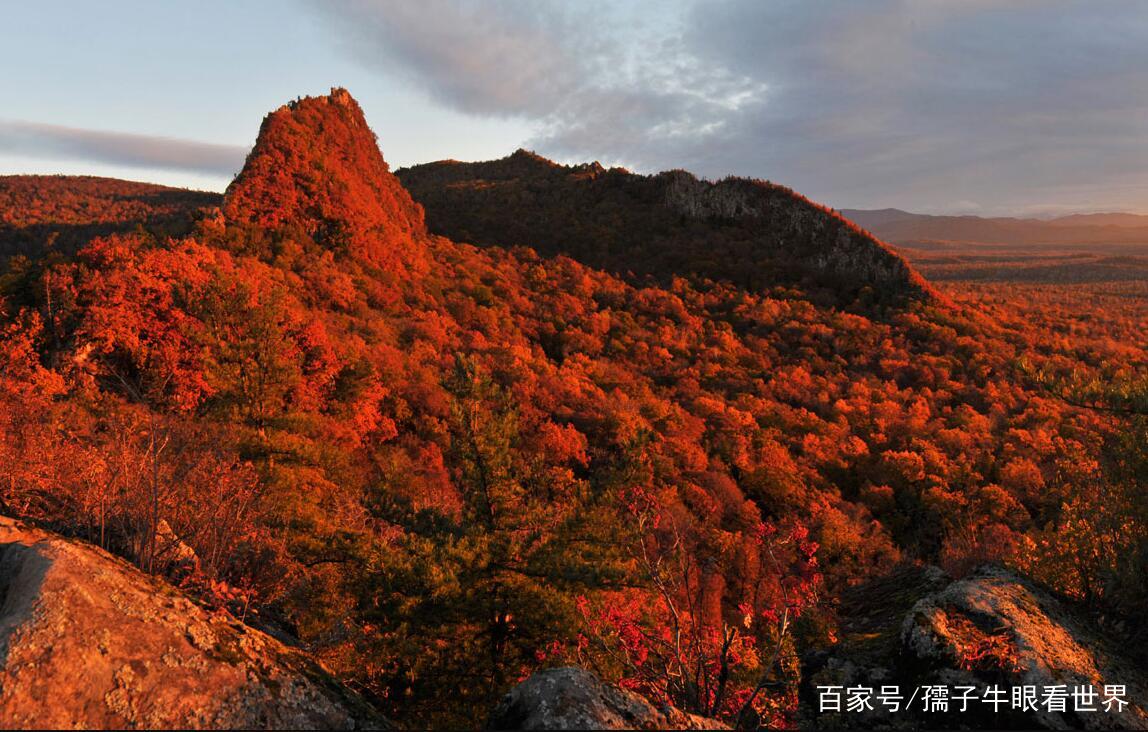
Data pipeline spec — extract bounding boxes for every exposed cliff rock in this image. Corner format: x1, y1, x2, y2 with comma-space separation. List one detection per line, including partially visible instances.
398, 151, 936, 312
902, 566, 1148, 729
661, 172, 928, 300
488, 667, 726, 730
0, 516, 388, 729
802, 565, 1148, 730
223, 88, 426, 272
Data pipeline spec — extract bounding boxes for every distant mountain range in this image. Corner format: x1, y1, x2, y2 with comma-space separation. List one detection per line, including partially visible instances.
842, 207, 1148, 248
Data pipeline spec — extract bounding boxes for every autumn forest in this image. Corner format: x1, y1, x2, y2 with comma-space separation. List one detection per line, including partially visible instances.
1, 90, 1145, 729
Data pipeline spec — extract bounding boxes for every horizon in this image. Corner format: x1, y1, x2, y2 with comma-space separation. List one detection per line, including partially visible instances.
3, 1, 1147, 217
3, 154, 1144, 224
2, 8, 1147, 728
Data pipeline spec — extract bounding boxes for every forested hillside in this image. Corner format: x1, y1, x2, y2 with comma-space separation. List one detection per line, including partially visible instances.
398, 151, 934, 312
0, 175, 219, 260
1, 90, 1143, 728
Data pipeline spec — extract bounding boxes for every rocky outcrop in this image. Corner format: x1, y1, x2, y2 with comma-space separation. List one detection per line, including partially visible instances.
802, 565, 1148, 729
398, 151, 936, 311
223, 88, 427, 272
660, 171, 930, 301
488, 667, 725, 730
0, 516, 388, 729
902, 566, 1147, 729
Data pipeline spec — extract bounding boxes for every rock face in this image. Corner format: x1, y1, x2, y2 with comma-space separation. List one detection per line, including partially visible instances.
488, 667, 725, 731
223, 87, 427, 272
903, 566, 1148, 729
0, 516, 388, 729
397, 150, 936, 311
803, 565, 1148, 730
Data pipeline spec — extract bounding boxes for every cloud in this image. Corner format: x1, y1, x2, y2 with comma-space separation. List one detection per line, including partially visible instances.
313, 0, 1148, 213
308, 0, 767, 170
0, 120, 249, 176
680, 0, 1148, 212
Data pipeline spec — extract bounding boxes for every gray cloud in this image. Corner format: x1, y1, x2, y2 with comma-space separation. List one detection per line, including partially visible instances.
309, 0, 767, 170
680, 0, 1148, 213
314, 0, 1148, 214
0, 120, 249, 176
316, 0, 590, 117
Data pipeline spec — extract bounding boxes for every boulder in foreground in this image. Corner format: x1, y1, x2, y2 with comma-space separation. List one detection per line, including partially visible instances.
803, 565, 1148, 729
0, 516, 388, 729
903, 566, 1148, 729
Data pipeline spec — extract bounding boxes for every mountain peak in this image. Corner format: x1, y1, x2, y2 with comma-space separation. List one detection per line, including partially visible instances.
327, 86, 356, 108
508, 148, 555, 164
223, 88, 425, 269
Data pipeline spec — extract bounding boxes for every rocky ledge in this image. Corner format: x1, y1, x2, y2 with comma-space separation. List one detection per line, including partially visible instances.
0, 516, 388, 729
802, 565, 1148, 730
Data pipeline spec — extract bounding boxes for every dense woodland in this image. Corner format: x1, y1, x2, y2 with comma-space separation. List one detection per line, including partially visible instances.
0, 91, 1144, 728
0, 175, 218, 260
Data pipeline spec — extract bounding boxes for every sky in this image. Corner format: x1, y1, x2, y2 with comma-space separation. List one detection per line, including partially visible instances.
2, 0, 1147, 217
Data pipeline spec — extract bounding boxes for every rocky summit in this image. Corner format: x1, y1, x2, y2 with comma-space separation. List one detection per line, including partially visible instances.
0, 516, 387, 729
223, 87, 427, 272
